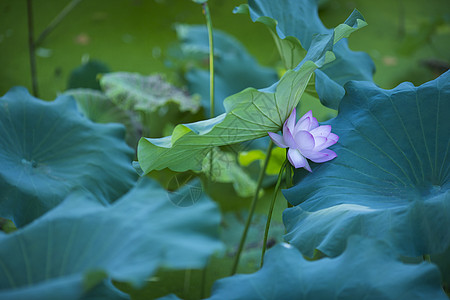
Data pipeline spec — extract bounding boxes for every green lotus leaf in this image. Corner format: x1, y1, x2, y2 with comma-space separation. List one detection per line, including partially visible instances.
0, 177, 223, 300
205, 237, 447, 300
100, 72, 200, 113
199, 148, 259, 198
175, 24, 278, 117
235, 0, 375, 109
138, 10, 366, 174
0, 87, 137, 227
64, 88, 141, 147
283, 70, 450, 258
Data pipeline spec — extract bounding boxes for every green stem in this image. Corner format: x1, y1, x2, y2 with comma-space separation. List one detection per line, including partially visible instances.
202, 2, 215, 186
260, 159, 287, 267
35, 0, 83, 46
200, 263, 208, 298
202, 2, 215, 118
231, 140, 274, 275
183, 269, 191, 296
26, 0, 38, 97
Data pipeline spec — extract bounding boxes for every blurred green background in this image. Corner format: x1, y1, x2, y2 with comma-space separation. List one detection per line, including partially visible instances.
0, 0, 449, 100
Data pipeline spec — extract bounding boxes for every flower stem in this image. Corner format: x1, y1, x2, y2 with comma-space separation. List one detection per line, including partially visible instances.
260, 159, 287, 267
231, 140, 274, 275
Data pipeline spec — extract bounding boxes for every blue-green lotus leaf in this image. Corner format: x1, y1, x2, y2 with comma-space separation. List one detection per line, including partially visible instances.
205, 237, 447, 300
0, 177, 223, 300
283, 70, 450, 258
235, 0, 375, 109
175, 24, 278, 117
0, 87, 137, 227
138, 11, 366, 173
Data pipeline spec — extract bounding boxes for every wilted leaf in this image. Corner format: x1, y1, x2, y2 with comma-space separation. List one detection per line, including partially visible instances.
100, 72, 200, 113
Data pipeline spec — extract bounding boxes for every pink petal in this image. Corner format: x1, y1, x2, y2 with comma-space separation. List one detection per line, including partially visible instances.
303, 149, 337, 163
295, 110, 312, 132
310, 125, 331, 137
298, 110, 313, 123
328, 133, 339, 142
295, 130, 315, 150
287, 148, 311, 171
283, 127, 298, 149
313, 136, 327, 148
314, 138, 338, 151
309, 116, 319, 130
268, 132, 287, 148
295, 117, 310, 132
285, 108, 296, 133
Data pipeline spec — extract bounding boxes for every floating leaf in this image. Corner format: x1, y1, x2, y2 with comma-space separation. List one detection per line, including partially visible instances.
138, 10, 366, 174
0, 177, 223, 300
235, 0, 375, 109
283, 70, 450, 258
205, 237, 447, 300
175, 24, 278, 116
64, 88, 141, 147
0, 87, 137, 227
100, 72, 200, 113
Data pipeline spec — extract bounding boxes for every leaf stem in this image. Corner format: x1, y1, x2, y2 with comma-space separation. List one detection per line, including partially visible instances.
260, 159, 287, 267
26, 0, 38, 97
202, 2, 216, 188
202, 2, 215, 118
35, 0, 83, 46
231, 140, 274, 275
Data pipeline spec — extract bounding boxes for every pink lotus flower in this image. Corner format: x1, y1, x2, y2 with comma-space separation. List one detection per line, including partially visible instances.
268, 108, 338, 171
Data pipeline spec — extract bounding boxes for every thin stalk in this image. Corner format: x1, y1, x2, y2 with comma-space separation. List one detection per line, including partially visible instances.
200, 263, 208, 298
35, 0, 83, 46
26, 0, 38, 97
231, 140, 274, 275
202, 2, 215, 118
200, 2, 215, 183
260, 160, 287, 267
183, 269, 191, 296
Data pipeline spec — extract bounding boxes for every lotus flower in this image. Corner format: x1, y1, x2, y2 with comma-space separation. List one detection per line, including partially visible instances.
268, 108, 338, 171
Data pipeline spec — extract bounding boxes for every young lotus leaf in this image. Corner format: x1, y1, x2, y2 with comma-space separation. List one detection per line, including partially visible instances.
100, 72, 200, 113
0, 177, 223, 300
204, 237, 447, 300
0, 87, 137, 227
283, 70, 450, 258
64, 88, 141, 147
235, 0, 375, 109
200, 148, 259, 198
138, 10, 366, 174
175, 24, 278, 117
